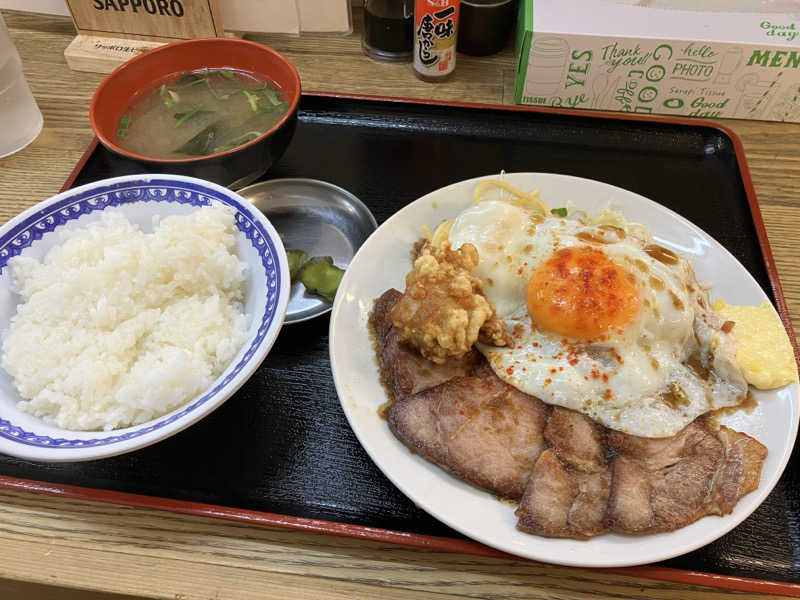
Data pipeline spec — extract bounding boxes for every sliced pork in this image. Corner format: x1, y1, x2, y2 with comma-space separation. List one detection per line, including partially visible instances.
371, 290, 768, 540
516, 416, 767, 537
387, 372, 551, 500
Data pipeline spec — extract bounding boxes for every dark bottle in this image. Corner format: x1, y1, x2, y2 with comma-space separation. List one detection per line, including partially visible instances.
457, 0, 518, 57
362, 0, 414, 62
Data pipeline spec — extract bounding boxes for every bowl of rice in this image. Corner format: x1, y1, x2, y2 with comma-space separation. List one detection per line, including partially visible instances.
0, 174, 290, 461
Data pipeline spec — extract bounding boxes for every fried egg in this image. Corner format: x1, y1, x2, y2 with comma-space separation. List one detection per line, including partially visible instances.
447, 199, 748, 438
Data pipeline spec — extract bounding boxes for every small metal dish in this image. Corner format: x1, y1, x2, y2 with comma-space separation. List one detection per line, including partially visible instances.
238, 178, 377, 323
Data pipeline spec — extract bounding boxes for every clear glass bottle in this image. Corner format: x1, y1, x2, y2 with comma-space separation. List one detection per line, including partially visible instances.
362, 0, 414, 63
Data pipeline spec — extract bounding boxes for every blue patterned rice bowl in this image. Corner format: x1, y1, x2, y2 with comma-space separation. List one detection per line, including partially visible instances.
0, 174, 289, 461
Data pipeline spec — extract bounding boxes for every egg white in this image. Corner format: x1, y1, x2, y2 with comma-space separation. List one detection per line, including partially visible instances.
447, 200, 748, 438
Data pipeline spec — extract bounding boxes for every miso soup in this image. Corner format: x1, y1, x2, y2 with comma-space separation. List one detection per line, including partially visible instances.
116, 68, 289, 159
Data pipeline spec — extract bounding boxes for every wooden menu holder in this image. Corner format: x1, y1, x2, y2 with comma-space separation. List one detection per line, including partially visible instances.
63, 0, 228, 73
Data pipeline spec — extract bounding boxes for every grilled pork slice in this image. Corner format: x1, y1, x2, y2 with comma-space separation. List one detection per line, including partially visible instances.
516, 449, 611, 539
516, 417, 767, 538
387, 372, 551, 500
516, 408, 611, 538
370, 289, 482, 398
604, 420, 767, 534
545, 407, 607, 474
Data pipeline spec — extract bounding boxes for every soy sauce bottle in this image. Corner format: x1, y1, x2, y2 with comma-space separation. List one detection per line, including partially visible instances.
362, 0, 414, 62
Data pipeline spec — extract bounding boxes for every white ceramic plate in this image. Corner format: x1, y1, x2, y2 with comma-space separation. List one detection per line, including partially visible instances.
0, 174, 290, 462
329, 172, 799, 568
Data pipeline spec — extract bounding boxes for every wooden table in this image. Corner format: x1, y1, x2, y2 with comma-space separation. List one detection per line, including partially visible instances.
2, 9, 800, 600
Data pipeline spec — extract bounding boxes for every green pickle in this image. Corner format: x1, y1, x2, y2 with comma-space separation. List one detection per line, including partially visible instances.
286, 249, 309, 281
298, 256, 344, 303
285, 251, 344, 303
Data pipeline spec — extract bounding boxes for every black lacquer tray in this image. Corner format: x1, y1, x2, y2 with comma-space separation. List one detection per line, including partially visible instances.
1, 93, 797, 594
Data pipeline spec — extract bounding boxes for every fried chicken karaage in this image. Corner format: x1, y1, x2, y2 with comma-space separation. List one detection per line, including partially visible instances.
389, 241, 510, 364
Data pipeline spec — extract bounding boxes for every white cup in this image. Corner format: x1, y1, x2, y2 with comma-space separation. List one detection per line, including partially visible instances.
0, 14, 43, 159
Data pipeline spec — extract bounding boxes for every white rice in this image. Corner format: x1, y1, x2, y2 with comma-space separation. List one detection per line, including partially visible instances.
1, 204, 250, 431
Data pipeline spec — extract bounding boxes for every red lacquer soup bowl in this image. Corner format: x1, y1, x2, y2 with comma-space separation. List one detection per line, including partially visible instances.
90, 37, 301, 189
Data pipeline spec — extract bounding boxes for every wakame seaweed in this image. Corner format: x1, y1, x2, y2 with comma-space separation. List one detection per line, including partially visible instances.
174, 105, 214, 128
174, 123, 219, 156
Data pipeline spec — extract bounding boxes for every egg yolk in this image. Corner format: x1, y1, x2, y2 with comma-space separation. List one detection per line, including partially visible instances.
526, 246, 640, 339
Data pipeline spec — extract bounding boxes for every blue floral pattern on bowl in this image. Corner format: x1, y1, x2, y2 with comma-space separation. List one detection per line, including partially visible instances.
0, 177, 281, 449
